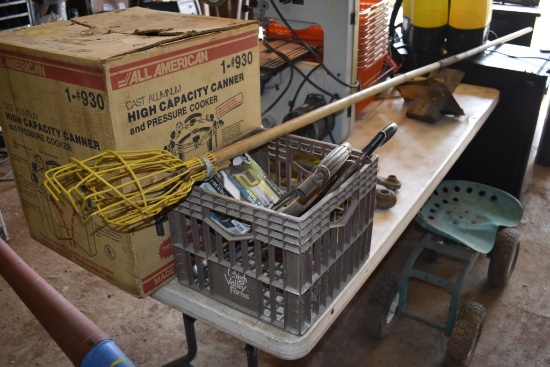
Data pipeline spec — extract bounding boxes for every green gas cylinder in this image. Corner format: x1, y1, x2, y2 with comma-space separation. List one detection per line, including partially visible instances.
447, 0, 492, 54
404, 0, 448, 55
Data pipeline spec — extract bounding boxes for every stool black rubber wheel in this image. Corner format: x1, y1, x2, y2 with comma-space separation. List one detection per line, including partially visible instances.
444, 301, 486, 367
488, 228, 520, 287
365, 272, 401, 339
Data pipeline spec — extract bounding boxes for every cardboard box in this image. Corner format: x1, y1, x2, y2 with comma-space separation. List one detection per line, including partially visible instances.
0, 7, 261, 297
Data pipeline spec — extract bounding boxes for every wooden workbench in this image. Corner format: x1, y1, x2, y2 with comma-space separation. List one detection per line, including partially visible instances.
152, 83, 500, 360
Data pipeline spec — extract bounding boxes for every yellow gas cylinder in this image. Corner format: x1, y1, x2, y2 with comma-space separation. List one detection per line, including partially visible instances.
405, 0, 448, 55
447, 0, 492, 54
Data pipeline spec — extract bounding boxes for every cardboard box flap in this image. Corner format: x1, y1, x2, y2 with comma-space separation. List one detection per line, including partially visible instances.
0, 7, 258, 61
77, 7, 254, 36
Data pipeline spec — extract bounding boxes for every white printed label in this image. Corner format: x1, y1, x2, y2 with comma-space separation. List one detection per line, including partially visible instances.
224, 269, 249, 300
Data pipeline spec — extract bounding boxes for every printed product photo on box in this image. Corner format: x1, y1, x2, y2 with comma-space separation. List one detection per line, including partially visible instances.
0, 7, 261, 297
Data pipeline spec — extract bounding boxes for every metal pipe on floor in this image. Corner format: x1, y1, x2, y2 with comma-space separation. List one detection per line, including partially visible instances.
0, 237, 135, 367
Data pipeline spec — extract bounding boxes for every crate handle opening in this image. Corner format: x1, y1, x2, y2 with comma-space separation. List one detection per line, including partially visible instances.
202, 216, 255, 242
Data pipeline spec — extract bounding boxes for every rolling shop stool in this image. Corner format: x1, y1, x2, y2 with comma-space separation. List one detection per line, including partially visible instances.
365, 180, 523, 367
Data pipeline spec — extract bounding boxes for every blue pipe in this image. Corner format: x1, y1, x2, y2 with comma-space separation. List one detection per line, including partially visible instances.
81, 339, 137, 367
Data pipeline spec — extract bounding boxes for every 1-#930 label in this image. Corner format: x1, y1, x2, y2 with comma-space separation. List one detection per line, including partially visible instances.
64, 87, 106, 110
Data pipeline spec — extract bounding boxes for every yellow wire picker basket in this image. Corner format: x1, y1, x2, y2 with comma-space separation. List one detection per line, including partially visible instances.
44, 150, 215, 226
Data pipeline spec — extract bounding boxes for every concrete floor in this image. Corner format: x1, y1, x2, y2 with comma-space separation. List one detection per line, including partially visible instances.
2, 5, 550, 367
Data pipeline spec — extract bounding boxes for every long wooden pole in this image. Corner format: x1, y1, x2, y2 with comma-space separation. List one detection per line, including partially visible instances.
211, 27, 532, 164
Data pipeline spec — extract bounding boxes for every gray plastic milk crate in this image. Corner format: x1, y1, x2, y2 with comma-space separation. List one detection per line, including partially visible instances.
168, 134, 378, 336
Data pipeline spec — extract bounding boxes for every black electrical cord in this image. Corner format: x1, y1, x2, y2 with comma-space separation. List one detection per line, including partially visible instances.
262, 38, 338, 99
265, 40, 364, 142
487, 49, 550, 62
288, 63, 323, 113
485, 31, 550, 62
264, 1, 396, 139
389, 0, 403, 44
262, 39, 294, 116
268, 0, 360, 89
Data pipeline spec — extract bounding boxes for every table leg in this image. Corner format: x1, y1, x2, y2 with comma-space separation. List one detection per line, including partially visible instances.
245, 344, 259, 367
163, 314, 198, 367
